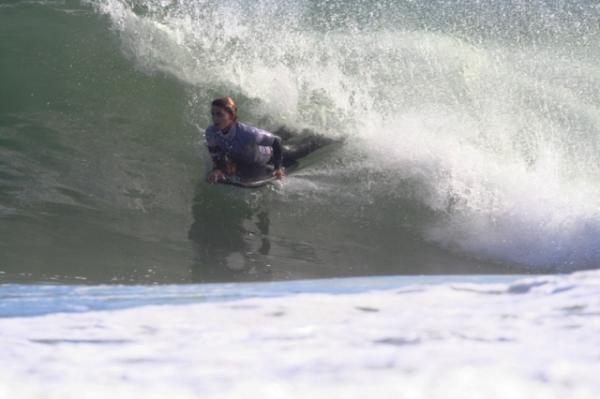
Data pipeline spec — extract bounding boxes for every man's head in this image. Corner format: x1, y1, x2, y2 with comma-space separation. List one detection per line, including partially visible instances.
211, 97, 237, 131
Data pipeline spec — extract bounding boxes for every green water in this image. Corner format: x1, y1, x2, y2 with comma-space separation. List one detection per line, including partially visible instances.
1, 0, 600, 283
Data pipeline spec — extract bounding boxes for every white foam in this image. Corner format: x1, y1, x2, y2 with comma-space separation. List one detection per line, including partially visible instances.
1, 271, 599, 398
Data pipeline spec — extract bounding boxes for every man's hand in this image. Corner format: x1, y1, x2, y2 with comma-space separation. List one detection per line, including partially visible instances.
207, 169, 226, 184
273, 167, 286, 180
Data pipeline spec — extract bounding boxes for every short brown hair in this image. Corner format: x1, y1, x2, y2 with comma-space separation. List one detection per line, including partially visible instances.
211, 97, 237, 119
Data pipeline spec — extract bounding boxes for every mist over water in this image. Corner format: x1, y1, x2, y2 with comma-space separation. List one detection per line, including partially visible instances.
1, 0, 600, 283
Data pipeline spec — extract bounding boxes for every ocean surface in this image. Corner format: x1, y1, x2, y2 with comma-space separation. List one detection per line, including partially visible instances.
1, 0, 600, 396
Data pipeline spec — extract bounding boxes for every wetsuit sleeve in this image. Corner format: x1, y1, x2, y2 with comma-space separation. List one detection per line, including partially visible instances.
253, 128, 277, 145
271, 138, 283, 169
205, 129, 225, 170
252, 127, 283, 169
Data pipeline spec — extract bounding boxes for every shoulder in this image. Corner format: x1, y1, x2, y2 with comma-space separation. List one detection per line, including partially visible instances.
237, 122, 272, 138
205, 125, 217, 136
234, 122, 258, 142
236, 122, 259, 134
205, 125, 220, 146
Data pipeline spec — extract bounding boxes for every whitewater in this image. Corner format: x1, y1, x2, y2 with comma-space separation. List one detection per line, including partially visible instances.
2, 271, 600, 398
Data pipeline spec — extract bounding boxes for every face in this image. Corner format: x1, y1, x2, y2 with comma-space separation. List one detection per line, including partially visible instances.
211, 106, 234, 131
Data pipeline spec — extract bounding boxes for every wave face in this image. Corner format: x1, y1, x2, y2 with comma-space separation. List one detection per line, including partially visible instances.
1, 0, 600, 283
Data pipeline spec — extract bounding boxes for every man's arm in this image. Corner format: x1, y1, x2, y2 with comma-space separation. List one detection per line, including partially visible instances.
270, 138, 283, 169
253, 128, 284, 172
205, 128, 227, 183
207, 145, 226, 170
205, 127, 225, 169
